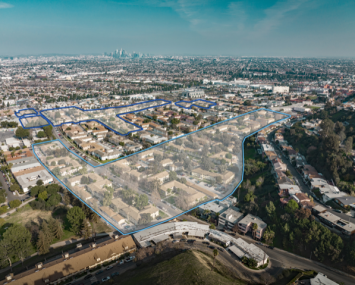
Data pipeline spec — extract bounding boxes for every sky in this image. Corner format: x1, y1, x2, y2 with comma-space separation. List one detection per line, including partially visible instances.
0, 0, 355, 57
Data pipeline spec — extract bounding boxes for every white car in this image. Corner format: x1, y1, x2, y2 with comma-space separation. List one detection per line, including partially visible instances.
118, 259, 124, 265
102, 276, 110, 282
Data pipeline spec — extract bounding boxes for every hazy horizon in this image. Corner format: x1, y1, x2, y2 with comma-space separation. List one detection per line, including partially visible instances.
1, 0, 355, 57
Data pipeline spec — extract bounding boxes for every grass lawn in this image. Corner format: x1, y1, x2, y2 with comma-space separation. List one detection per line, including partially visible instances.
164, 196, 176, 205
111, 250, 246, 285
159, 210, 169, 219
310, 106, 320, 110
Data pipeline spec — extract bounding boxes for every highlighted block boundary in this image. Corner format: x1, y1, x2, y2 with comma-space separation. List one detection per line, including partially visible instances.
16, 99, 172, 136
32, 108, 290, 235
175, 99, 217, 109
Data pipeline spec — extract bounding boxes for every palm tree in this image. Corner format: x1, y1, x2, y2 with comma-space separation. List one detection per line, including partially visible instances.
252, 223, 258, 239
212, 249, 219, 271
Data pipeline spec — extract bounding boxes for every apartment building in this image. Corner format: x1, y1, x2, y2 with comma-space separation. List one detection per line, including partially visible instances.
218, 207, 244, 230
238, 214, 267, 239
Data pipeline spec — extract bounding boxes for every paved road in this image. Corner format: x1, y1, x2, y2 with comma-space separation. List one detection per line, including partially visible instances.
73, 262, 136, 285
0, 169, 20, 202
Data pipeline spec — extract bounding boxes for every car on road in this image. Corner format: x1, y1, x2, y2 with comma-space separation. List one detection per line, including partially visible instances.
111, 272, 120, 277
101, 276, 110, 282
208, 246, 215, 249
125, 256, 135, 262
218, 247, 224, 252
106, 265, 113, 270
334, 209, 343, 213
202, 242, 210, 245
95, 270, 104, 275
117, 259, 124, 265
84, 274, 93, 280
326, 205, 332, 209
268, 246, 274, 249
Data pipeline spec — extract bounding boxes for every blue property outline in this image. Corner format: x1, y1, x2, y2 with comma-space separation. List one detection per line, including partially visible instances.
16, 99, 172, 136
175, 99, 217, 110
32, 108, 290, 235
19, 114, 50, 129
15, 108, 39, 117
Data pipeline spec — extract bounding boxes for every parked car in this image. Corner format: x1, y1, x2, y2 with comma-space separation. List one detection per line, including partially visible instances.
95, 270, 104, 275
255, 242, 263, 246
92, 282, 100, 285
268, 246, 274, 249
172, 239, 179, 243
111, 272, 120, 277
334, 209, 343, 213
202, 242, 210, 245
106, 265, 113, 270
84, 274, 93, 280
180, 239, 187, 242
101, 276, 110, 282
125, 256, 135, 262
117, 259, 124, 265
218, 247, 224, 252
208, 246, 215, 249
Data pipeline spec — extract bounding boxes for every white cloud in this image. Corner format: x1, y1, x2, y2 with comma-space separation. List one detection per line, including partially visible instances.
0, 2, 13, 9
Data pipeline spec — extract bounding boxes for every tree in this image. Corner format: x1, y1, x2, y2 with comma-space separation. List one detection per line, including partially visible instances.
51, 219, 64, 240
37, 231, 51, 255
252, 223, 258, 239
67, 206, 86, 235
43, 125, 53, 138
36, 179, 44, 186
9, 199, 21, 208
285, 199, 299, 214
38, 191, 48, 201
0, 239, 13, 269
81, 219, 91, 239
3, 225, 32, 264
209, 223, 216, 229
138, 213, 153, 225
36, 131, 46, 138
212, 248, 219, 271
15, 127, 30, 138
263, 227, 275, 243
169, 171, 178, 181
344, 137, 353, 154
265, 201, 276, 218
9, 184, 21, 192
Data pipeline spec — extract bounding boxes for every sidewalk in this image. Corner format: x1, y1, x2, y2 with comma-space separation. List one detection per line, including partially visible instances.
0, 197, 35, 218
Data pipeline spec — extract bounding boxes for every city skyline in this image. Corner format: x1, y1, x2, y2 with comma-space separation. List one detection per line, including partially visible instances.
0, 0, 355, 57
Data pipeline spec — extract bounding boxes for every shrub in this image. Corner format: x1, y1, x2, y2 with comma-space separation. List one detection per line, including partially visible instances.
9, 199, 21, 208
